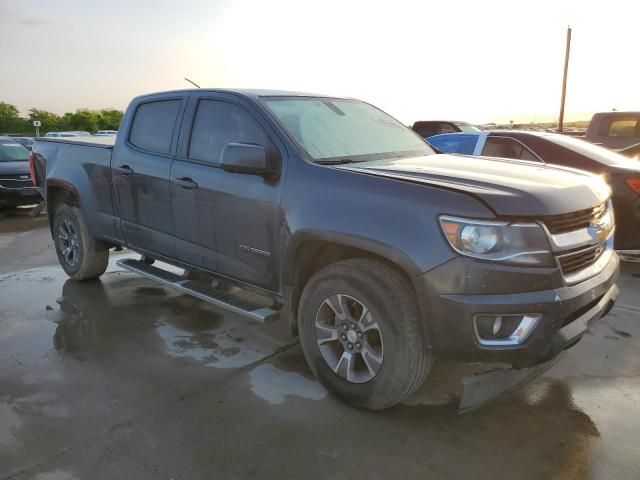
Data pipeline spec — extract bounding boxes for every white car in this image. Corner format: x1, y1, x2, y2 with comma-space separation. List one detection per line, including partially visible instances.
44, 131, 91, 138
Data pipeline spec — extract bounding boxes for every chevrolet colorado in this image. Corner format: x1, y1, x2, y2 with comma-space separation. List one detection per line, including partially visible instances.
32, 89, 619, 410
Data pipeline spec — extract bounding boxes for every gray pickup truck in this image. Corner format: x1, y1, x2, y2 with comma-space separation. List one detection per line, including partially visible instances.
32, 89, 619, 410
585, 111, 640, 149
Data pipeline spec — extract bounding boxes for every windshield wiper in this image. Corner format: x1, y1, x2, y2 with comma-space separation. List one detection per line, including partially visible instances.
314, 158, 355, 165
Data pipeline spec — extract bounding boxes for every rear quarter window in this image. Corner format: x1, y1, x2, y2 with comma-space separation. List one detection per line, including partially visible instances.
129, 99, 182, 155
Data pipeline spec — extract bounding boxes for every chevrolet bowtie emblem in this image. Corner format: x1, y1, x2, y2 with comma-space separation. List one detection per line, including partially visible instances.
588, 215, 610, 242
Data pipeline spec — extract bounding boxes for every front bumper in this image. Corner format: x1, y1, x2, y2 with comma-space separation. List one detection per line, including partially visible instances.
414, 251, 619, 368
0, 185, 41, 207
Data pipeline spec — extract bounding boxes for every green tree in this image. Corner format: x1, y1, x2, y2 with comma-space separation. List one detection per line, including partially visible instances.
60, 112, 74, 131
28, 108, 63, 133
66, 109, 99, 132
97, 109, 123, 130
0, 102, 23, 134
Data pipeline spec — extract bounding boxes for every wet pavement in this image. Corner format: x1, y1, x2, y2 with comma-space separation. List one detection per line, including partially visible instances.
1, 211, 639, 480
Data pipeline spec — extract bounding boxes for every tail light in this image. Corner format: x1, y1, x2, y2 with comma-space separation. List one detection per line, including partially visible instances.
28, 151, 37, 186
627, 178, 640, 195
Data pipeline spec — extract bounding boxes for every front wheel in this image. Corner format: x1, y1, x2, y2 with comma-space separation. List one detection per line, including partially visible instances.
298, 259, 431, 410
53, 204, 109, 280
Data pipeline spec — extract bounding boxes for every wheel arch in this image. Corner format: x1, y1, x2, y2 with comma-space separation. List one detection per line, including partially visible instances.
284, 230, 422, 336
46, 180, 81, 234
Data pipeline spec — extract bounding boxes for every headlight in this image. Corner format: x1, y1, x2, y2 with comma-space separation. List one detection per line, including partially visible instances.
439, 215, 554, 266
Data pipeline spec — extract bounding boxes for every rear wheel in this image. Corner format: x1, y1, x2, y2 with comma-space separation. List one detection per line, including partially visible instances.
298, 259, 431, 410
53, 204, 109, 280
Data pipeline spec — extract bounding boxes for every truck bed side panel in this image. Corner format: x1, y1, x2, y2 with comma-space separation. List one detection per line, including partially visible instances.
38, 140, 124, 245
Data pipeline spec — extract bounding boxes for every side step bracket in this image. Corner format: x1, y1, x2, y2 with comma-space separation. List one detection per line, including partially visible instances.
116, 258, 280, 323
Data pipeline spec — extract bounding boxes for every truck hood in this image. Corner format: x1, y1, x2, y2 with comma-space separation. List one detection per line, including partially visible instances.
0, 161, 30, 176
340, 154, 610, 216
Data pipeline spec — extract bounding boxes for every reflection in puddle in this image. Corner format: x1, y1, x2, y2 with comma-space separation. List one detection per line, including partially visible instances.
50, 275, 283, 370
0, 400, 22, 446
32, 470, 80, 480
157, 320, 272, 368
249, 364, 327, 405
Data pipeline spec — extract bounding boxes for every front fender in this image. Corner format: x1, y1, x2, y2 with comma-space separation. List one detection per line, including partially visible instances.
283, 229, 425, 285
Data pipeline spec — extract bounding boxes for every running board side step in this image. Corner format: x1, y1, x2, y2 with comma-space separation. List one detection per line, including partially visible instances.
116, 258, 280, 323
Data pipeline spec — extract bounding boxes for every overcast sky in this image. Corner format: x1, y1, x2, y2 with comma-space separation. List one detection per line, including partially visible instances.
1, 0, 638, 124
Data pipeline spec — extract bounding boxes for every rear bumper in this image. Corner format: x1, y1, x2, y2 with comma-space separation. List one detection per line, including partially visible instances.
414, 251, 619, 368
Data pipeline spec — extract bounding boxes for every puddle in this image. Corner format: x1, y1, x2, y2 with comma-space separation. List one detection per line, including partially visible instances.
13, 393, 70, 419
0, 400, 22, 446
157, 320, 272, 368
32, 470, 79, 480
248, 363, 327, 404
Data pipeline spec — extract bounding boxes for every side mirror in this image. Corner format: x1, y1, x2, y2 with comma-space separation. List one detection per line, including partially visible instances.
220, 143, 273, 176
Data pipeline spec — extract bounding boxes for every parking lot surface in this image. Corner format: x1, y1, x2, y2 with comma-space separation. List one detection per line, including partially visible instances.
1, 210, 639, 480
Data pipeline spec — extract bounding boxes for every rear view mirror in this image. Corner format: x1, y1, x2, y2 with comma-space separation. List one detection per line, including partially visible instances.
220, 143, 273, 176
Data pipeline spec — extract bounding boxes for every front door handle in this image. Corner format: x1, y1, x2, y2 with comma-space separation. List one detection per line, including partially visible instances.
117, 165, 134, 176
175, 177, 198, 189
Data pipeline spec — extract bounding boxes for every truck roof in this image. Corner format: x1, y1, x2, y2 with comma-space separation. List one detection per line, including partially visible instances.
132, 88, 339, 102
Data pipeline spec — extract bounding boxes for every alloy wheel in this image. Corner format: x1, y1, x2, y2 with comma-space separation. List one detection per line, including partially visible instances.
315, 294, 384, 383
58, 219, 81, 267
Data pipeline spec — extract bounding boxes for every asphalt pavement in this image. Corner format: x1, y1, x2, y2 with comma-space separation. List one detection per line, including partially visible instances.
1, 209, 639, 480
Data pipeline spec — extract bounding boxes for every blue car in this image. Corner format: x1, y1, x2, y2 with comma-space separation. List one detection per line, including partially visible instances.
426, 131, 541, 160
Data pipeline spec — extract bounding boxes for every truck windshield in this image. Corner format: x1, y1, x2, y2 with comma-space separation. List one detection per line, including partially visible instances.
263, 97, 433, 162
0, 141, 29, 162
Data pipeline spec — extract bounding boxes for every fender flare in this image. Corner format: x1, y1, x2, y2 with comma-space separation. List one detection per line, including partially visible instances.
283, 229, 423, 286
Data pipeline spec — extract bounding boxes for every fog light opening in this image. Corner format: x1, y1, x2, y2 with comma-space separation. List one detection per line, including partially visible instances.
474, 314, 541, 347
492, 315, 502, 336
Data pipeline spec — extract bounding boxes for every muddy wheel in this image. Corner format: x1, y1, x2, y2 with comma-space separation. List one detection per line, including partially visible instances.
298, 259, 431, 410
53, 204, 109, 280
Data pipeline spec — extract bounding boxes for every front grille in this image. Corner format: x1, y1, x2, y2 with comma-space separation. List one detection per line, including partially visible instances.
543, 203, 606, 234
558, 243, 605, 275
0, 176, 32, 189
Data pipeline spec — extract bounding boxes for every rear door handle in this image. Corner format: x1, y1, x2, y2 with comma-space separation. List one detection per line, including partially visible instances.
117, 165, 134, 176
175, 177, 198, 189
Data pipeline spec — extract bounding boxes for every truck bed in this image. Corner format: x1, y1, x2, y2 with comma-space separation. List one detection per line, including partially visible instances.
36, 136, 115, 148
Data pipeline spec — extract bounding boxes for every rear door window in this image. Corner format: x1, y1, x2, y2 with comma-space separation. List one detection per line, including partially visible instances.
482, 137, 540, 161
428, 134, 477, 155
188, 99, 270, 164
129, 99, 182, 155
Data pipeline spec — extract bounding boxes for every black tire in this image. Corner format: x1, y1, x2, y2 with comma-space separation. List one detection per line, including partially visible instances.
298, 259, 431, 410
53, 204, 109, 281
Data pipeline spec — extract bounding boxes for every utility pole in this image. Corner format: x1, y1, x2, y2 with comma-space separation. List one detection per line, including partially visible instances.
558, 26, 572, 132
